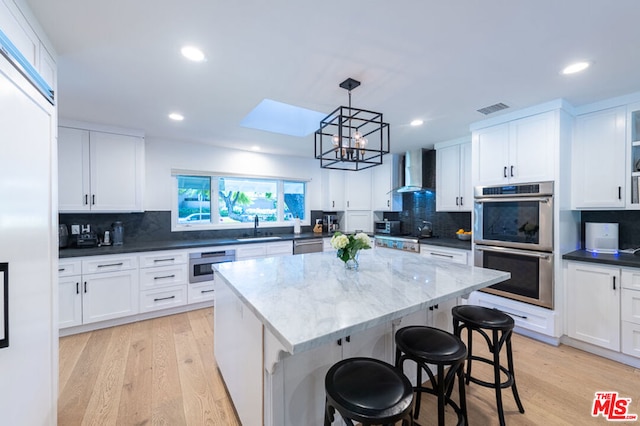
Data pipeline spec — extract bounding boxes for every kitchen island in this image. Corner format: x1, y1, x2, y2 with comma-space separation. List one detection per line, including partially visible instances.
214, 248, 510, 426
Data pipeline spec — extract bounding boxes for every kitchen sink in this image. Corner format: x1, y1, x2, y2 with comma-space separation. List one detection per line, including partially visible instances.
235, 236, 283, 242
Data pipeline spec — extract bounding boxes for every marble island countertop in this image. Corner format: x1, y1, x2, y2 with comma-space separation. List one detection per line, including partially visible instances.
215, 248, 509, 354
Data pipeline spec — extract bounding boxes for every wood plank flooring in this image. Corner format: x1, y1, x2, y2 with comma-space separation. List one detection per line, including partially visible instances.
59, 309, 640, 425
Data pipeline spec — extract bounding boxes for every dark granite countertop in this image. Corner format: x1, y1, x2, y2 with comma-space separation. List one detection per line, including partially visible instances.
563, 250, 640, 269
418, 237, 472, 251
59, 232, 335, 259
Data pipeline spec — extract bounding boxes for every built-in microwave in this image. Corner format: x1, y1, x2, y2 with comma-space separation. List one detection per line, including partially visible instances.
374, 220, 401, 235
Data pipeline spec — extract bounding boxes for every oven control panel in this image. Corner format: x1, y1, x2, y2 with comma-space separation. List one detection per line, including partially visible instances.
375, 237, 420, 253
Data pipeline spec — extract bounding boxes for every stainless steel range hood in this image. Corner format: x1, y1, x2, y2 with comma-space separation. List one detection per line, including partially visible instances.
395, 149, 436, 192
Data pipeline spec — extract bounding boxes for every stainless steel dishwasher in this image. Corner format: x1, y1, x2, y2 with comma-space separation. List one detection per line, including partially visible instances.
293, 239, 324, 254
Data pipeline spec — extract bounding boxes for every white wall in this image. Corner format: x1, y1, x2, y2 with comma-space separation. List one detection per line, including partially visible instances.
144, 137, 323, 211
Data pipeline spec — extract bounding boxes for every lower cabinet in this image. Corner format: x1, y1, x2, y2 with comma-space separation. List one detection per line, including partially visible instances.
420, 244, 469, 265
58, 260, 82, 328
82, 268, 139, 324
622, 269, 640, 357
138, 250, 188, 312
566, 262, 620, 351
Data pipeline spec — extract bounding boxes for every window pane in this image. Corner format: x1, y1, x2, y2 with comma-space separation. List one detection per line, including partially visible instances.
284, 181, 305, 221
218, 177, 278, 223
177, 176, 211, 223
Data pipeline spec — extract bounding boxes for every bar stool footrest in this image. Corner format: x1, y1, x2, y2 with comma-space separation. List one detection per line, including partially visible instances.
466, 355, 515, 389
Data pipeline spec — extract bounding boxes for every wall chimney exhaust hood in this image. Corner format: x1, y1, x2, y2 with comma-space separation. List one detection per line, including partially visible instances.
395, 149, 435, 192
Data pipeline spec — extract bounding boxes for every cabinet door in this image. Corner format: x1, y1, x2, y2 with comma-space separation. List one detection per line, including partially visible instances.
572, 107, 626, 209
89, 131, 144, 212
345, 210, 372, 233
436, 145, 462, 211
473, 124, 510, 186
58, 127, 91, 211
82, 270, 139, 324
345, 169, 372, 210
342, 322, 393, 363
59, 276, 82, 328
429, 298, 459, 334
459, 142, 473, 211
567, 262, 620, 351
509, 112, 555, 183
321, 169, 345, 210
372, 156, 401, 211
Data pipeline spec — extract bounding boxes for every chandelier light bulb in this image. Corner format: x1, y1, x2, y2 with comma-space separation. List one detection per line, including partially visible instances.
332, 135, 340, 146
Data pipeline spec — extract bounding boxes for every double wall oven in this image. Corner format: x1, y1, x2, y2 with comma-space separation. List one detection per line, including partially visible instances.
474, 181, 554, 309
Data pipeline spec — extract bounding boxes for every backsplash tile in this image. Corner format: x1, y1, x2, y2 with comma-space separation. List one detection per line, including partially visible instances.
581, 210, 640, 249
400, 191, 471, 238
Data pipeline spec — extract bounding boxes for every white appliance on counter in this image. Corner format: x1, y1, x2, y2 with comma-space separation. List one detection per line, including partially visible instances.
585, 222, 619, 254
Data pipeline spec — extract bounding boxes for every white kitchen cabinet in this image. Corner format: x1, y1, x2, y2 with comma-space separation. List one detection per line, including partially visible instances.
345, 168, 372, 210
429, 298, 459, 334
58, 260, 82, 328
266, 241, 293, 257
572, 106, 626, 209
58, 126, 145, 212
235, 241, 293, 260
627, 103, 640, 208
323, 237, 335, 252
372, 155, 402, 211
472, 111, 555, 186
622, 269, 640, 357
420, 244, 469, 265
0, 0, 39, 70
321, 169, 345, 210
81, 255, 139, 324
345, 210, 373, 233
138, 250, 189, 311
436, 141, 472, 212
566, 262, 620, 351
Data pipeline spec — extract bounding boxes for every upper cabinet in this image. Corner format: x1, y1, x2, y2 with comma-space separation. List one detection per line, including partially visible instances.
472, 111, 556, 186
435, 140, 471, 212
344, 168, 372, 210
572, 106, 626, 209
372, 154, 402, 211
628, 103, 640, 209
321, 169, 345, 211
58, 126, 145, 212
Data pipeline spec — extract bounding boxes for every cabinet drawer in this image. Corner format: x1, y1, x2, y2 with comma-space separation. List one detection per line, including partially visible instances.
622, 269, 640, 291
266, 241, 292, 256
58, 260, 81, 277
139, 251, 188, 268
188, 282, 215, 304
83, 255, 137, 273
420, 246, 467, 264
140, 285, 187, 313
236, 244, 267, 260
139, 264, 187, 290
622, 321, 640, 358
622, 289, 640, 324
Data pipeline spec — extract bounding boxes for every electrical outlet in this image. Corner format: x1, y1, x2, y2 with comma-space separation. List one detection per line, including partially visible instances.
71, 224, 80, 235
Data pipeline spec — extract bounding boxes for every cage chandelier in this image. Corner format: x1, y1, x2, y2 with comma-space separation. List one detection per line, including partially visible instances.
314, 78, 390, 171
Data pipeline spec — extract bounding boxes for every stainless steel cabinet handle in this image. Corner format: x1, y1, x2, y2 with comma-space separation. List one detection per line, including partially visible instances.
97, 262, 124, 268
154, 274, 175, 280
475, 197, 551, 204
476, 245, 550, 259
154, 295, 176, 302
153, 258, 175, 263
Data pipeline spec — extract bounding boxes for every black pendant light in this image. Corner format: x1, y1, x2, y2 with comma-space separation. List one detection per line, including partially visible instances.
314, 78, 390, 171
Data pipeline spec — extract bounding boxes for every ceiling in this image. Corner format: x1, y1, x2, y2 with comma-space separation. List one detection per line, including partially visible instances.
25, 0, 640, 158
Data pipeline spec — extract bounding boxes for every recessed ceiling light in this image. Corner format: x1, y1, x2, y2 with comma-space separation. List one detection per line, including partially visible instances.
181, 46, 206, 62
250, 146, 261, 151
562, 61, 590, 75
410, 119, 424, 127
169, 112, 184, 121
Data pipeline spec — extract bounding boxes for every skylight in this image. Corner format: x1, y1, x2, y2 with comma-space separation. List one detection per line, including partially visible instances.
240, 99, 327, 137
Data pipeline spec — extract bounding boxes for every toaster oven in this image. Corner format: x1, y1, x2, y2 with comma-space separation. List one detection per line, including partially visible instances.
374, 220, 401, 235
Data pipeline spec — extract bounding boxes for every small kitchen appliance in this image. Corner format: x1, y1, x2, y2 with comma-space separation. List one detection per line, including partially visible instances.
58, 224, 69, 248
585, 222, 619, 254
374, 220, 401, 235
112, 221, 124, 246
324, 214, 339, 232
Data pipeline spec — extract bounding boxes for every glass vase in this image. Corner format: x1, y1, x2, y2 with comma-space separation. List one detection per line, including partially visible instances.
344, 251, 360, 270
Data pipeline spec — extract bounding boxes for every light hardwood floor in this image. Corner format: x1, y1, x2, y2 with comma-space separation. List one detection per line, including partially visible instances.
59, 309, 640, 425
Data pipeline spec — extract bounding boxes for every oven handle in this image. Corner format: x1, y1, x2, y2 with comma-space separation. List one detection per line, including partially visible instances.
474, 196, 551, 203
475, 245, 551, 259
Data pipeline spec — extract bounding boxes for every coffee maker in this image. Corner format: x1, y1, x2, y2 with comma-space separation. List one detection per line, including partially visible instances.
323, 214, 339, 232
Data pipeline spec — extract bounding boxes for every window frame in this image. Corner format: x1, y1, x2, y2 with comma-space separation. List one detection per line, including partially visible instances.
171, 172, 309, 232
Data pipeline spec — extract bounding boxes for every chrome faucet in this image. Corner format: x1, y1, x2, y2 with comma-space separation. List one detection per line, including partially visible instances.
254, 215, 259, 236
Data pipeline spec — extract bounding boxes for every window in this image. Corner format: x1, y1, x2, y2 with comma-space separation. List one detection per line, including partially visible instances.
173, 173, 307, 230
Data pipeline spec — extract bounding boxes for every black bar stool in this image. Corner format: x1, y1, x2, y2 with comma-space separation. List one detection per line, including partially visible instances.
395, 325, 468, 426
324, 357, 415, 426
452, 305, 525, 426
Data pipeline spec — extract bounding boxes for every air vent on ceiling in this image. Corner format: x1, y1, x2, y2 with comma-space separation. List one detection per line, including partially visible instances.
477, 102, 510, 115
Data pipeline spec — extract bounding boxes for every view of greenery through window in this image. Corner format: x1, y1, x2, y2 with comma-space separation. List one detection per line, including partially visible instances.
177, 175, 305, 225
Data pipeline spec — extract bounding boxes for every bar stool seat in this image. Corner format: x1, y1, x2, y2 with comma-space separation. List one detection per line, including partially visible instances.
324, 357, 414, 426
395, 325, 467, 426
452, 305, 525, 426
